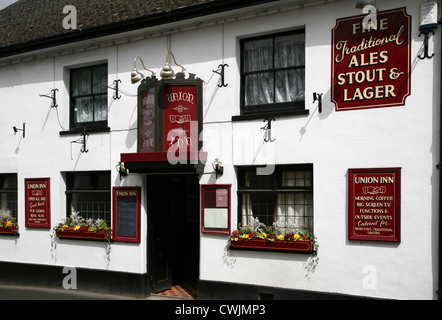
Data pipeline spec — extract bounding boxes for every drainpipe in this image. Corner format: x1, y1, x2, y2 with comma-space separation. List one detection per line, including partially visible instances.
439, 20, 442, 301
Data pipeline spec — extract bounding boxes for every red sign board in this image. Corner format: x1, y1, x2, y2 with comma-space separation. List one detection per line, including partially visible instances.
139, 85, 156, 152
163, 85, 198, 155
348, 168, 401, 242
25, 178, 51, 228
332, 8, 411, 111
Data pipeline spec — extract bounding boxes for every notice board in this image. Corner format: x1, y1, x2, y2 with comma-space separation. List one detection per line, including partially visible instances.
201, 185, 231, 235
348, 168, 401, 242
112, 187, 141, 242
25, 178, 51, 228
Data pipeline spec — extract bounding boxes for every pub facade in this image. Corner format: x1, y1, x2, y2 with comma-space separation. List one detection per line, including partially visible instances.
0, 0, 440, 300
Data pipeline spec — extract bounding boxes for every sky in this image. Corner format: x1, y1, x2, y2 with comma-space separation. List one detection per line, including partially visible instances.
0, 0, 18, 10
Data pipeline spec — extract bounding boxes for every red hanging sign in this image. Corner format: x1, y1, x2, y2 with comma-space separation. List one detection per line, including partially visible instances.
25, 178, 51, 228
163, 85, 198, 155
332, 8, 411, 111
348, 168, 401, 242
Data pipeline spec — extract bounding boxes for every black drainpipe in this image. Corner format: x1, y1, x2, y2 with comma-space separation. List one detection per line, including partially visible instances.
439, 21, 442, 300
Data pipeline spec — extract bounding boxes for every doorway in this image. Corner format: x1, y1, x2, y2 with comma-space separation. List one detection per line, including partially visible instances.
147, 175, 200, 298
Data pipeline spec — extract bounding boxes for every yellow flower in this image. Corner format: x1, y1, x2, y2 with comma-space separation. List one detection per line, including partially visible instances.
294, 234, 301, 240
6, 221, 12, 226
74, 225, 80, 231
259, 232, 267, 239
242, 234, 249, 239
89, 227, 95, 232
277, 235, 284, 241
63, 224, 68, 229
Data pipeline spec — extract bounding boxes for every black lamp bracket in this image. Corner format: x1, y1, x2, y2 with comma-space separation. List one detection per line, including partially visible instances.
418, 29, 435, 60
313, 92, 323, 113
261, 118, 276, 143
71, 128, 89, 153
108, 79, 122, 100
39, 89, 58, 108
212, 64, 229, 87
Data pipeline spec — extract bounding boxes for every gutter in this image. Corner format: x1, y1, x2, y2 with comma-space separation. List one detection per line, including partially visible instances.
0, 0, 278, 59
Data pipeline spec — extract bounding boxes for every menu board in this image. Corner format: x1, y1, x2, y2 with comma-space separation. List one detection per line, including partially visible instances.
348, 168, 401, 242
112, 187, 141, 242
201, 185, 231, 235
25, 178, 51, 228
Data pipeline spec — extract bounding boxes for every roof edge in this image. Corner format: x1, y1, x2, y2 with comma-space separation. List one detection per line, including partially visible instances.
0, 0, 278, 59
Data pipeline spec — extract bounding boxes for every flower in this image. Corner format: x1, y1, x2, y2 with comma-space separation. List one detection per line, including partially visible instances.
277, 235, 284, 241
74, 225, 80, 231
294, 234, 301, 240
6, 221, 12, 227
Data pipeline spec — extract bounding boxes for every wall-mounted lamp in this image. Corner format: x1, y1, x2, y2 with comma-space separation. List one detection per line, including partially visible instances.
160, 51, 185, 79
212, 158, 224, 179
313, 92, 323, 113
116, 162, 128, 179
131, 57, 156, 84
355, 0, 376, 9
13, 123, 25, 138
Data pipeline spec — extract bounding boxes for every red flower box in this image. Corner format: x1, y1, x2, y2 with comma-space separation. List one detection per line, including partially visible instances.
230, 238, 313, 253
56, 229, 111, 241
0, 226, 18, 236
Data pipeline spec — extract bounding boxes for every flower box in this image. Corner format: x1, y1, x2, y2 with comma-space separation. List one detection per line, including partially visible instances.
56, 229, 111, 241
0, 226, 19, 236
230, 238, 313, 253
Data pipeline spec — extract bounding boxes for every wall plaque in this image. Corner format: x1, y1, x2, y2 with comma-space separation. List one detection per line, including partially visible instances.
332, 8, 411, 111
348, 168, 401, 242
25, 178, 51, 228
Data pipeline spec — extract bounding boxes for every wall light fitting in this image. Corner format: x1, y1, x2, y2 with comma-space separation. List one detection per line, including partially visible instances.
160, 51, 185, 79
355, 0, 376, 9
39, 89, 58, 108
212, 158, 224, 179
131, 57, 156, 84
116, 161, 128, 179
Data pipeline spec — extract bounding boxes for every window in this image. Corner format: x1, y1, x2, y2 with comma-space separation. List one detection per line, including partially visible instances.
0, 174, 17, 219
65, 171, 111, 225
237, 165, 313, 233
70, 64, 108, 130
240, 30, 305, 116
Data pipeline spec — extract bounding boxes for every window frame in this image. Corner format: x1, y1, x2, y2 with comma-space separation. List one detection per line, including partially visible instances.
69, 63, 109, 131
237, 164, 313, 231
0, 174, 18, 219
65, 171, 111, 226
239, 29, 307, 119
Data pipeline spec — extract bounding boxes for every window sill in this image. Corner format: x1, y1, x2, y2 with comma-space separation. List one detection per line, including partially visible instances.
59, 127, 111, 136
230, 238, 313, 253
56, 229, 111, 241
232, 110, 309, 122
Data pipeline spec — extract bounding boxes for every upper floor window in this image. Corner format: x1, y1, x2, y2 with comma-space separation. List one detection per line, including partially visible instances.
241, 30, 305, 116
70, 64, 108, 130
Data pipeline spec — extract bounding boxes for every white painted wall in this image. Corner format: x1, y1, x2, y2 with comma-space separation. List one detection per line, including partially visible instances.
0, 0, 439, 299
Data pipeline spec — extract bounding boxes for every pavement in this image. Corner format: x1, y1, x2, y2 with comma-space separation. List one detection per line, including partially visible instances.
0, 284, 186, 300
